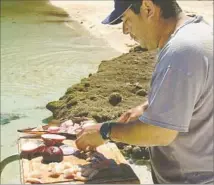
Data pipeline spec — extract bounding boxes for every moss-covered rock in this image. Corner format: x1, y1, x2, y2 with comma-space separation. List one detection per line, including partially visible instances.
46, 100, 65, 112
136, 89, 147, 96
46, 48, 156, 123
108, 92, 123, 106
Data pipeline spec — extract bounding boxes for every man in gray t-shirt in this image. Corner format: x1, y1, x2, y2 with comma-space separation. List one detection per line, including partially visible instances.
75, 0, 213, 183
138, 15, 213, 183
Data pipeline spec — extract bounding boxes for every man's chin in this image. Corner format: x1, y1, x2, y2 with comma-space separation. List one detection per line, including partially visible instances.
140, 43, 157, 51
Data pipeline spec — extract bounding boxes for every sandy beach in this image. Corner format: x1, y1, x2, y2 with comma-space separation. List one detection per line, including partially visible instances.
50, 0, 213, 53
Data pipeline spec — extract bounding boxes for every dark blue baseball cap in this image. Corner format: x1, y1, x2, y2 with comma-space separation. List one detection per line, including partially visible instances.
102, 0, 141, 25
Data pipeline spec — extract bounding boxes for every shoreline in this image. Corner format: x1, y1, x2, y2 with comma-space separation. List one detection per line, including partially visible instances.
49, 1, 137, 53
1, 1, 121, 183
50, 0, 213, 54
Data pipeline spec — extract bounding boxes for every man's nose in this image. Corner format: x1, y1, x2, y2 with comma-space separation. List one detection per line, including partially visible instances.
123, 22, 130, 35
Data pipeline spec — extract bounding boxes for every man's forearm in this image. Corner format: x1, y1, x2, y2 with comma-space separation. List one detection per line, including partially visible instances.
110, 119, 178, 147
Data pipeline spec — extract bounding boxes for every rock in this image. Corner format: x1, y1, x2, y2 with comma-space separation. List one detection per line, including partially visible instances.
91, 112, 112, 123
136, 89, 147, 96
108, 92, 122, 106
84, 82, 90, 87
46, 100, 65, 112
134, 82, 142, 89
123, 145, 133, 155
46, 49, 156, 121
89, 96, 97, 101
128, 159, 134, 164
116, 142, 127, 149
135, 159, 150, 166
66, 99, 78, 109
75, 111, 89, 117
65, 87, 75, 94
141, 147, 150, 160
132, 146, 143, 159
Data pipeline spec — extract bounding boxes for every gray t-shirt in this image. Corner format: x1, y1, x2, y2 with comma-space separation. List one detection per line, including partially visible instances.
139, 16, 213, 184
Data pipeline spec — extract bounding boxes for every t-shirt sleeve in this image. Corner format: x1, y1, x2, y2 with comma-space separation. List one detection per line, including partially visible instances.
139, 44, 207, 132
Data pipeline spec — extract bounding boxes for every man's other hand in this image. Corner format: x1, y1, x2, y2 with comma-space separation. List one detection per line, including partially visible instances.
118, 101, 148, 123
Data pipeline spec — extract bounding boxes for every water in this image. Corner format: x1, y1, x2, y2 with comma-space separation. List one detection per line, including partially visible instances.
0, 0, 120, 183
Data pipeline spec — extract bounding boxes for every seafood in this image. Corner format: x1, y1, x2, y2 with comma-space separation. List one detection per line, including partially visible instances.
48, 163, 64, 178
42, 146, 63, 163
21, 142, 39, 153
74, 172, 88, 181
63, 162, 73, 170
25, 177, 43, 184
63, 165, 82, 179
81, 120, 96, 128
58, 119, 96, 135
47, 126, 60, 134
48, 162, 58, 172
60, 120, 74, 128
63, 168, 75, 179
41, 134, 66, 146
27, 170, 42, 179
67, 123, 82, 135
60, 145, 78, 156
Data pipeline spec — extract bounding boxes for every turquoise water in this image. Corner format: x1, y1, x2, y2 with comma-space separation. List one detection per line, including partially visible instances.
0, 0, 120, 183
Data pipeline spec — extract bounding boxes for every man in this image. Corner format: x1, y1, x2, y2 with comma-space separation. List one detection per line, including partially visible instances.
75, 0, 213, 184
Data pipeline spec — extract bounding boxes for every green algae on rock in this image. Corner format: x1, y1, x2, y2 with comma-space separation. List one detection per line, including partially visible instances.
46, 47, 156, 123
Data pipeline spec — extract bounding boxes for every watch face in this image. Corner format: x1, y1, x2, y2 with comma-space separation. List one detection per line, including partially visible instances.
100, 123, 110, 140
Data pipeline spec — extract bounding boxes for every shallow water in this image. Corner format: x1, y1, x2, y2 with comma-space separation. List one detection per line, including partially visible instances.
0, 0, 119, 183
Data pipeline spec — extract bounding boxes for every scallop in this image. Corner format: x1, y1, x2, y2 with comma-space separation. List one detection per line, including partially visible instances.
28, 170, 42, 179
63, 168, 76, 179
25, 177, 43, 184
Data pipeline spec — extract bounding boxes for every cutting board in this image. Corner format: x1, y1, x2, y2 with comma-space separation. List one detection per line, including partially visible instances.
18, 137, 140, 184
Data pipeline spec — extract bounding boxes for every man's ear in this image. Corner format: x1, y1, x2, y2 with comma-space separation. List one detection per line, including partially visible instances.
141, 0, 155, 19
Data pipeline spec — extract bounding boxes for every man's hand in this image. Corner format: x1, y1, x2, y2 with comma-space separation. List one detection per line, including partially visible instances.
75, 124, 105, 151
118, 101, 148, 123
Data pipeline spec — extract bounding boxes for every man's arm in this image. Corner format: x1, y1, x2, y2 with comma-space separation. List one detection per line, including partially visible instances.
110, 119, 178, 146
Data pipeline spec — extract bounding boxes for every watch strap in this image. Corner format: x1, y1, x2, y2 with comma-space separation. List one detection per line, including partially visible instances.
100, 122, 116, 140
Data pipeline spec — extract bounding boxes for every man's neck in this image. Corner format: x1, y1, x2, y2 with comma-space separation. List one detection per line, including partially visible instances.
158, 13, 191, 49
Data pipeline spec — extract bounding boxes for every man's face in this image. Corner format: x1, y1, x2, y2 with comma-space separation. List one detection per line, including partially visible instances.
121, 2, 159, 50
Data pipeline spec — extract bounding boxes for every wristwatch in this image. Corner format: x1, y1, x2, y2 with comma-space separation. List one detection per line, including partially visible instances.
99, 122, 116, 141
